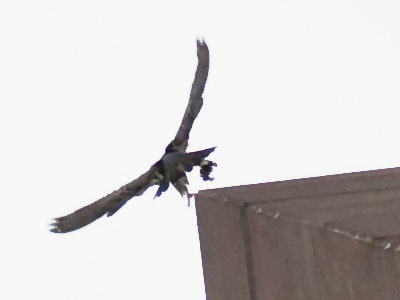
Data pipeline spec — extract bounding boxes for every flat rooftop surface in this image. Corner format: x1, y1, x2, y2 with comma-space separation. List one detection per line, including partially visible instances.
199, 167, 400, 251
196, 168, 400, 300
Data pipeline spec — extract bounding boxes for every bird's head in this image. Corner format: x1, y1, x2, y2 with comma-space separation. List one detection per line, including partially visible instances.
165, 142, 178, 154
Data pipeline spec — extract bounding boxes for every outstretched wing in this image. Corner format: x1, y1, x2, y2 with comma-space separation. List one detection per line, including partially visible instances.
170, 40, 210, 153
50, 165, 161, 233
183, 147, 216, 166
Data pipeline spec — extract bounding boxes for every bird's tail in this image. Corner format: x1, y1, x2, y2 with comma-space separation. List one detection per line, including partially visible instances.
172, 174, 189, 197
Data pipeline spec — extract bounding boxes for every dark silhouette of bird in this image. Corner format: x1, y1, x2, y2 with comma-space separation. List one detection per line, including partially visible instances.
50, 39, 216, 233
154, 143, 216, 199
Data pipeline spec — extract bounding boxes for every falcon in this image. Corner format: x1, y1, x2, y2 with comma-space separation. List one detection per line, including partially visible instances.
50, 40, 216, 233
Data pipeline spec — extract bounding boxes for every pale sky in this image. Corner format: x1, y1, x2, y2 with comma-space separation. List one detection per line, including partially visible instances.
1, 1, 400, 299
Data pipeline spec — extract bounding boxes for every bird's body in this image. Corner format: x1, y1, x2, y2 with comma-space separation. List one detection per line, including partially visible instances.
162, 151, 184, 182
154, 145, 216, 198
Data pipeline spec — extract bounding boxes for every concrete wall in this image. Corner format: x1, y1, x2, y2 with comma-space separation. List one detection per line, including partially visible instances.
196, 167, 400, 300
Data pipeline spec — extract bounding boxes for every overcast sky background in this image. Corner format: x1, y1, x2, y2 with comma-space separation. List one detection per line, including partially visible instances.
1, 1, 400, 299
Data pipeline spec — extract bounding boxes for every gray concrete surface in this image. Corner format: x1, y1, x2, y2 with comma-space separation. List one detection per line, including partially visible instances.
196, 167, 400, 300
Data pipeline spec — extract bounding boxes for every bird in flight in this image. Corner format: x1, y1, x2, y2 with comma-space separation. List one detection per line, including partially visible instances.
50, 40, 216, 233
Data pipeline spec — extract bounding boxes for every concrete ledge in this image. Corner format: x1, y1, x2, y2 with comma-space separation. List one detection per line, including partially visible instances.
196, 168, 400, 300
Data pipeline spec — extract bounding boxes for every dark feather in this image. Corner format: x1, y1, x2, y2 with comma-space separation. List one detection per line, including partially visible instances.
183, 147, 216, 165
154, 177, 169, 199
